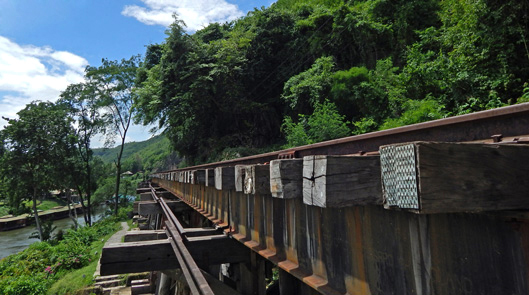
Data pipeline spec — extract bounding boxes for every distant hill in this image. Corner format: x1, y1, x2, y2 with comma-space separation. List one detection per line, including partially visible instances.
93, 135, 181, 172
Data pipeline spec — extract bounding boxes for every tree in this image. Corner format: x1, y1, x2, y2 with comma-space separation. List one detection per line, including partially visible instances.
0, 102, 77, 240
59, 80, 105, 226
86, 56, 140, 215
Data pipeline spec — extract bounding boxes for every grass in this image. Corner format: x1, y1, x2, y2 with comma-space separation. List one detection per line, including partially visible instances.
21, 198, 66, 212
47, 223, 123, 294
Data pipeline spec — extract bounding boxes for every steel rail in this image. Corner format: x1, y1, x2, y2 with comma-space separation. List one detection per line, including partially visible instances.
160, 102, 529, 171
149, 185, 214, 295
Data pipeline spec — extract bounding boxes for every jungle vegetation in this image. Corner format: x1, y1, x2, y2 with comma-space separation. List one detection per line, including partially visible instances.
134, 0, 529, 164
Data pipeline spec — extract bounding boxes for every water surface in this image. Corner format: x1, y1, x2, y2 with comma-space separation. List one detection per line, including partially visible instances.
0, 205, 109, 259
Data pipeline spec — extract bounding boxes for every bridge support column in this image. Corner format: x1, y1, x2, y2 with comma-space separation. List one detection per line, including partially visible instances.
278, 269, 298, 294
237, 251, 266, 295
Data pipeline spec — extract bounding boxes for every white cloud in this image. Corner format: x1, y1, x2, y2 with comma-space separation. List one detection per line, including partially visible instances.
122, 0, 244, 31
0, 36, 88, 127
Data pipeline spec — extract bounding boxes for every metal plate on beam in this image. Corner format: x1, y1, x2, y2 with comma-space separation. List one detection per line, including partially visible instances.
380, 143, 419, 209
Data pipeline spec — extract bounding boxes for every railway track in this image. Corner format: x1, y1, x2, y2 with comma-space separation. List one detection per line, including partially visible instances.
107, 103, 529, 295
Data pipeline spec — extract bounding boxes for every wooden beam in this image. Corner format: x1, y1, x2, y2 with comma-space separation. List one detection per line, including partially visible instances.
189, 170, 196, 184
124, 230, 167, 242
235, 165, 247, 192
100, 240, 179, 275
178, 172, 185, 183
302, 155, 382, 208
270, 159, 303, 199
244, 165, 270, 195
140, 193, 152, 201
138, 200, 189, 215
136, 188, 151, 194
101, 235, 249, 275
196, 170, 206, 185
215, 167, 235, 191
183, 227, 221, 237
380, 142, 529, 213
206, 169, 215, 187
185, 235, 250, 267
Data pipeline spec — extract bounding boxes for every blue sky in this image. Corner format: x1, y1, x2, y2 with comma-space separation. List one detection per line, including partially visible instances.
0, 0, 273, 147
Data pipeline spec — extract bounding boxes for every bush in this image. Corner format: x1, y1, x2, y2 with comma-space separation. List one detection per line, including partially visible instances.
0, 216, 123, 294
0, 275, 48, 295
381, 99, 447, 129
282, 99, 350, 148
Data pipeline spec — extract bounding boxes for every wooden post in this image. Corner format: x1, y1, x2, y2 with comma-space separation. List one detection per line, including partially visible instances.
270, 159, 303, 199
215, 167, 235, 191
244, 165, 270, 195
380, 142, 529, 213
302, 155, 382, 207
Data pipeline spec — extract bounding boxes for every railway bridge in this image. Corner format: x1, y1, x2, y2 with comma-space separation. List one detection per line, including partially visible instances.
101, 103, 529, 295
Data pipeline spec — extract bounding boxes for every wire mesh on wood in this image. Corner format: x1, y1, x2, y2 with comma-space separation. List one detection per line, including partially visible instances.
380, 143, 419, 209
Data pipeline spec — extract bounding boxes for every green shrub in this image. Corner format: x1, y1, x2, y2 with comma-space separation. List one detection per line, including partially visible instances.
381, 99, 447, 129
282, 100, 350, 148
0, 275, 48, 295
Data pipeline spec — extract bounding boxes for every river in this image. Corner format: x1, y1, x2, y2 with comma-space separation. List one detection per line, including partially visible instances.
0, 205, 110, 260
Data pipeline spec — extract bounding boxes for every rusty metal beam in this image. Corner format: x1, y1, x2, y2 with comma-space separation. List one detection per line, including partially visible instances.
159, 102, 529, 171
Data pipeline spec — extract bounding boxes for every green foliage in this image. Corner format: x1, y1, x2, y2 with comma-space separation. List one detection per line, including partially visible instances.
131, 0, 529, 163
282, 100, 350, 148
282, 56, 336, 114
29, 220, 57, 242
381, 99, 447, 130
352, 117, 378, 135
0, 275, 48, 295
281, 115, 311, 147
93, 135, 177, 172
0, 101, 78, 240
0, 218, 122, 294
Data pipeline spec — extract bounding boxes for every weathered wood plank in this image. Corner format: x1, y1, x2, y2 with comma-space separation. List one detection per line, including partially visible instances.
140, 193, 153, 201
178, 172, 185, 183
380, 142, 529, 213
189, 170, 196, 184
270, 159, 303, 199
196, 170, 206, 185
183, 227, 221, 237
206, 169, 215, 187
136, 188, 151, 194
100, 240, 179, 275
137, 200, 189, 215
235, 165, 248, 192
302, 155, 382, 208
184, 235, 250, 267
244, 165, 270, 195
215, 167, 236, 191
124, 230, 168, 242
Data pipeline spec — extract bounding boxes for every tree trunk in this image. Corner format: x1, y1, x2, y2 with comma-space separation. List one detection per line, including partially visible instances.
76, 186, 89, 225
32, 187, 43, 241
114, 161, 122, 216
66, 189, 79, 230
85, 151, 92, 226
114, 136, 126, 216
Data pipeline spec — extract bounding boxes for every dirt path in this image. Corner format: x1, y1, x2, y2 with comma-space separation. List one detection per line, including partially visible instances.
94, 221, 130, 277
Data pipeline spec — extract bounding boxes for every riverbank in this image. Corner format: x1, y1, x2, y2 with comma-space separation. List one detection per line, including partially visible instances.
0, 204, 83, 231
0, 210, 128, 295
